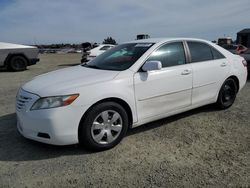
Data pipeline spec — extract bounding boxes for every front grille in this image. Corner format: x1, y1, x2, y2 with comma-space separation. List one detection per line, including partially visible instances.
16, 89, 37, 112
16, 95, 32, 111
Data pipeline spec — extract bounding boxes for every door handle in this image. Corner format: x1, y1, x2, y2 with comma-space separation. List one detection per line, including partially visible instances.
220, 62, 227, 67
181, 69, 191, 75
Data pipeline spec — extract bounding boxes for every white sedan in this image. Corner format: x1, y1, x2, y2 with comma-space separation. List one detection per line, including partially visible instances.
16, 38, 247, 150
86, 44, 114, 61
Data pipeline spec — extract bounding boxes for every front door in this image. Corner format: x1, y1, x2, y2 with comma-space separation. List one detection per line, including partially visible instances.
134, 42, 193, 121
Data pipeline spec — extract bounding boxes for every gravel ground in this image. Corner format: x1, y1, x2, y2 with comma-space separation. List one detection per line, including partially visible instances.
0, 54, 249, 187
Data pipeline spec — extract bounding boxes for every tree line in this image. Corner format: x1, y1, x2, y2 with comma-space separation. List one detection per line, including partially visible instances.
35, 37, 117, 49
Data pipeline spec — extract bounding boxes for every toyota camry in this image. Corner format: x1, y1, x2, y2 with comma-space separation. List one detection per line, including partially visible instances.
16, 38, 247, 150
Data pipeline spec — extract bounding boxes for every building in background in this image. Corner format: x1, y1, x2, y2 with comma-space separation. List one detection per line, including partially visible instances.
217, 37, 233, 46
237, 28, 250, 48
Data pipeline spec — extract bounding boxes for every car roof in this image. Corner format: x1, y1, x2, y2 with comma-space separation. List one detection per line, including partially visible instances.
125, 37, 211, 44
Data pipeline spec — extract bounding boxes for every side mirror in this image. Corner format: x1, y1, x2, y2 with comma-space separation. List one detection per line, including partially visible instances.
142, 61, 162, 71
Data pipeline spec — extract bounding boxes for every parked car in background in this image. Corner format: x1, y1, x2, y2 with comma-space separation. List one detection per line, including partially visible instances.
236, 44, 248, 54
0, 42, 39, 71
222, 44, 250, 71
221, 44, 238, 54
239, 49, 250, 72
16, 38, 247, 151
81, 44, 114, 62
57, 48, 82, 54
218, 37, 233, 46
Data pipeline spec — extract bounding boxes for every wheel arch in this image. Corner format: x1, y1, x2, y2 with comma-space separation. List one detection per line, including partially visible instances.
227, 75, 239, 93
4, 53, 29, 67
78, 97, 134, 136
215, 75, 240, 103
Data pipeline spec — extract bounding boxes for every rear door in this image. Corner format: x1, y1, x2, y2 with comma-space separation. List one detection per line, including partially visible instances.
186, 41, 230, 105
134, 41, 193, 120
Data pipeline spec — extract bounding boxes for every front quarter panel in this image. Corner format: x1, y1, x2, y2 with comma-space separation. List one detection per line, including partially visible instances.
71, 70, 138, 123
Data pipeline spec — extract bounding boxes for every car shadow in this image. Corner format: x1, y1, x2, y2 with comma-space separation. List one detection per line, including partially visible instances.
0, 69, 8, 72
0, 113, 91, 162
127, 104, 216, 136
0, 104, 217, 162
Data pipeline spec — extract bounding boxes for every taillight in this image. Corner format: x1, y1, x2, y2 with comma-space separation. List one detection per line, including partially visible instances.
242, 60, 247, 67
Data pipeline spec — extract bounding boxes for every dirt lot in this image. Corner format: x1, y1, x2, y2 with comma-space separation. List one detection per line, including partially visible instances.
0, 54, 250, 187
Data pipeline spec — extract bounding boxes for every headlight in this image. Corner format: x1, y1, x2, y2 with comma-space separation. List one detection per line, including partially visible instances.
31, 94, 79, 110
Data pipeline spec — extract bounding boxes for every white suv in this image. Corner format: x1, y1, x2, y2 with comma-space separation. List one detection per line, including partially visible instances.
16, 38, 247, 150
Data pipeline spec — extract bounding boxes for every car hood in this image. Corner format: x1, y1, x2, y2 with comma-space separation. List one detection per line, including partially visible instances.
22, 65, 120, 97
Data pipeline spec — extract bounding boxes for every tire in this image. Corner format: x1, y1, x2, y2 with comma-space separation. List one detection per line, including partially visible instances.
79, 102, 128, 151
216, 78, 237, 109
8, 56, 27, 71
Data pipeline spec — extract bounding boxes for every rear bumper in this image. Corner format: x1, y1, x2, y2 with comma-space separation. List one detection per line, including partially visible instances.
28, 58, 39, 66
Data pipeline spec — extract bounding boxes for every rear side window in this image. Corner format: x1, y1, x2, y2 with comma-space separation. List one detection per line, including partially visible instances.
187, 42, 213, 62
147, 42, 186, 68
211, 47, 225, 59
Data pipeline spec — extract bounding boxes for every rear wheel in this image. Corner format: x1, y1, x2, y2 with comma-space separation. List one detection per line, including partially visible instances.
216, 78, 237, 109
79, 102, 128, 151
8, 56, 27, 71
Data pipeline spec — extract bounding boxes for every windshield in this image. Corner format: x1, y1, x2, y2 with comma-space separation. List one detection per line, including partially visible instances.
82, 43, 154, 71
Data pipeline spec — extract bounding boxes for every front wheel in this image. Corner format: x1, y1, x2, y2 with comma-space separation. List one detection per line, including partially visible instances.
216, 78, 237, 109
8, 56, 27, 71
79, 102, 128, 151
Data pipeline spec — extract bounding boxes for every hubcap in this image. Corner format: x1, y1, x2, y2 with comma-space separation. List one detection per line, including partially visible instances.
91, 110, 123, 144
13, 58, 24, 69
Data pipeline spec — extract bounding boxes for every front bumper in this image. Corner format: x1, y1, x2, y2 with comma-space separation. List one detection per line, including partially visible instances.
16, 89, 85, 145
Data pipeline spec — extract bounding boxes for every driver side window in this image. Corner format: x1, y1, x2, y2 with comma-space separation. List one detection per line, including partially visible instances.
147, 42, 186, 68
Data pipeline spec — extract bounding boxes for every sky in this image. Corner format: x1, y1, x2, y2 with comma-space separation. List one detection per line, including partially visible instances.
0, 0, 249, 44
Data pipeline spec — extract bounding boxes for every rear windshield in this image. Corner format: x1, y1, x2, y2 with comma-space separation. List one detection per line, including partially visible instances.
82, 43, 154, 71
